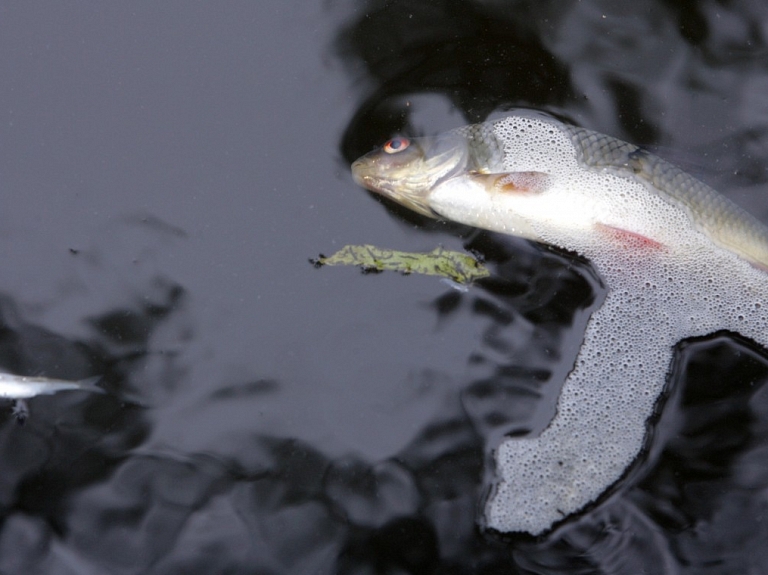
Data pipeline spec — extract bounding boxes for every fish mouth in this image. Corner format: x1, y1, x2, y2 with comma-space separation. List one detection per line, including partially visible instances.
351, 161, 435, 217
350, 159, 371, 188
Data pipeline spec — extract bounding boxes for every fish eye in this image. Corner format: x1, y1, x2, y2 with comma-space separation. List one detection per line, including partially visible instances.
383, 137, 410, 154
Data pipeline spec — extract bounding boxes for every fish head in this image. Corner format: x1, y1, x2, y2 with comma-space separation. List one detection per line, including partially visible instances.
351, 132, 470, 217
350, 120, 560, 240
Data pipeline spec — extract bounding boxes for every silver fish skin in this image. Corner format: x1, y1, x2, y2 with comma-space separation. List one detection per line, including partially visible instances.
352, 111, 768, 270
0, 373, 104, 399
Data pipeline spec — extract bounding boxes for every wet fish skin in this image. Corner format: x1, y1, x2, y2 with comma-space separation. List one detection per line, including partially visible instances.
352, 111, 768, 270
0, 373, 104, 399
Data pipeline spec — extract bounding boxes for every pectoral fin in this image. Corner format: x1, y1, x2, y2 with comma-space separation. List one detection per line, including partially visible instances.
469, 172, 551, 194
12, 399, 28, 425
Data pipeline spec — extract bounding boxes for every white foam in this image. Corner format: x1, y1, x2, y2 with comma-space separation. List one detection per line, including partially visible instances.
429, 115, 768, 534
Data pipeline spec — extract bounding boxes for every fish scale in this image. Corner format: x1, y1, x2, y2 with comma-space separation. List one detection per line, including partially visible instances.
451, 123, 505, 172
563, 124, 768, 269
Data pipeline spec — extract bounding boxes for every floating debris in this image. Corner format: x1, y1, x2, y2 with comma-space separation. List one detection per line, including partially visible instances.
311, 244, 489, 284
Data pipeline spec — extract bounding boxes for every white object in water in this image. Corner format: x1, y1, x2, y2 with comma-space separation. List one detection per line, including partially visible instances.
352, 110, 768, 534
0, 373, 104, 399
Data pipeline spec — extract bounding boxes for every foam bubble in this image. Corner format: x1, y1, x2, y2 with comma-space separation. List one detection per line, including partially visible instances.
434, 114, 768, 535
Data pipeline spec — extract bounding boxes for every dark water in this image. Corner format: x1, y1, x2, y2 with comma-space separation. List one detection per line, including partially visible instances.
1, 1, 768, 573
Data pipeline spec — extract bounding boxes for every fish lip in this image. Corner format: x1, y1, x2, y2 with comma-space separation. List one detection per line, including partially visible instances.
351, 160, 370, 188
353, 171, 435, 217
351, 161, 394, 196
351, 159, 383, 191
352, 171, 383, 195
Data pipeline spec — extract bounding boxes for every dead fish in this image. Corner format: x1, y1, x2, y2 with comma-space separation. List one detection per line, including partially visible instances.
352, 110, 768, 535
0, 373, 104, 425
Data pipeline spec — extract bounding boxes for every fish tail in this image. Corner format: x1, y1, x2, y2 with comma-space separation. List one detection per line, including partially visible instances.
78, 377, 149, 406
77, 376, 106, 394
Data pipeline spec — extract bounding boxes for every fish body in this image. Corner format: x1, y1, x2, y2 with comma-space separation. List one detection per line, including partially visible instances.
0, 373, 103, 399
352, 111, 768, 535
353, 111, 768, 270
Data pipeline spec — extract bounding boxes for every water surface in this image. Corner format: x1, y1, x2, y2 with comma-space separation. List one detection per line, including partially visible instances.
1, 1, 768, 573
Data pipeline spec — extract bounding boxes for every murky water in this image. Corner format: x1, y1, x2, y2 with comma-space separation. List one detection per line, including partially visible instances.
1, 1, 767, 573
